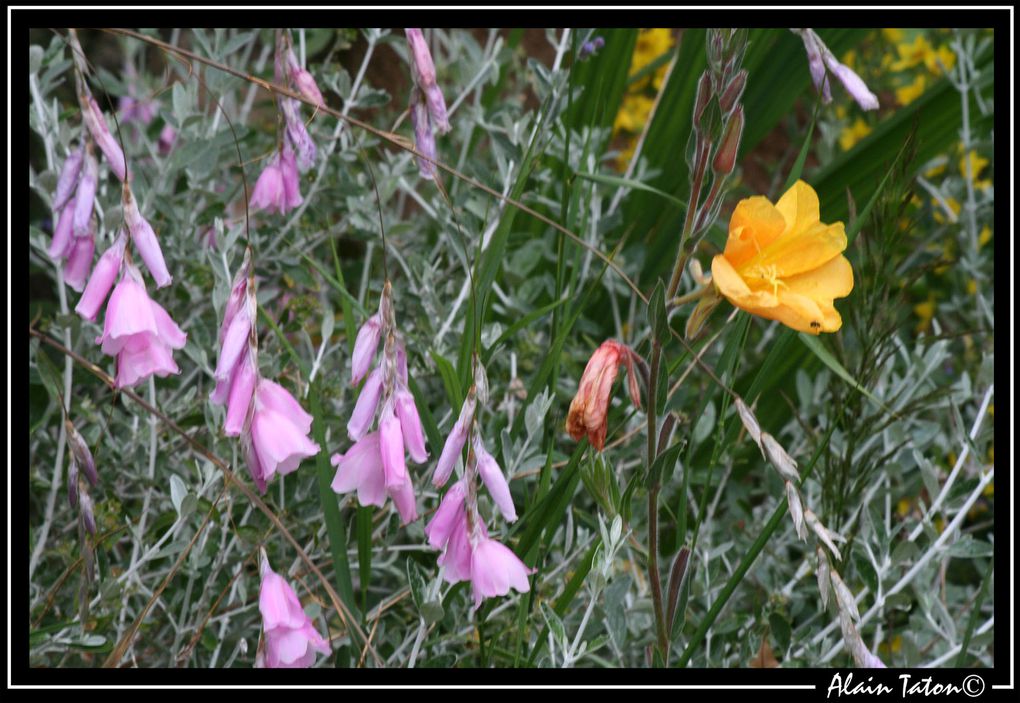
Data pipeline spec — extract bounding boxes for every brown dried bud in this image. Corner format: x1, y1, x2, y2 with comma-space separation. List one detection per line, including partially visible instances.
65, 419, 98, 487
712, 106, 744, 176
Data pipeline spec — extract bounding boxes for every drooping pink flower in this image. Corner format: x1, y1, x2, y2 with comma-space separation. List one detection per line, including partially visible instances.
394, 387, 428, 464
424, 479, 467, 551
282, 98, 316, 172
245, 379, 320, 493
286, 49, 326, 108
81, 93, 128, 182
96, 263, 187, 388
379, 400, 408, 491
63, 228, 95, 293
75, 231, 127, 321
437, 509, 478, 584
409, 90, 438, 180
347, 367, 383, 441
257, 553, 330, 668
351, 314, 382, 385
331, 433, 387, 508
210, 250, 256, 431
71, 147, 98, 239
279, 141, 304, 210
123, 184, 172, 288
473, 435, 516, 523
53, 143, 84, 214
469, 535, 533, 610
48, 195, 76, 261
405, 28, 450, 134
433, 389, 476, 487
795, 29, 879, 111
250, 153, 286, 214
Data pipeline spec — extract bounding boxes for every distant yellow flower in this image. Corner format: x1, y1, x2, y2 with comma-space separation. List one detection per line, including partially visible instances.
890, 34, 934, 71
896, 74, 927, 105
978, 225, 992, 248
613, 93, 655, 133
924, 161, 946, 178
839, 117, 871, 151
966, 278, 978, 295
711, 180, 854, 334
842, 48, 857, 70
925, 45, 956, 75
882, 28, 905, 43
914, 293, 936, 332
932, 196, 961, 225
615, 137, 637, 172
960, 150, 992, 189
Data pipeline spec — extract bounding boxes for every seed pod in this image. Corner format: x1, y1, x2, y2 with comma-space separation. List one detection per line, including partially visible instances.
805, 509, 843, 562
733, 397, 761, 447
829, 568, 860, 622
816, 546, 831, 609
786, 480, 807, 540
760, 431, 799, 482
65, 419, 98, 486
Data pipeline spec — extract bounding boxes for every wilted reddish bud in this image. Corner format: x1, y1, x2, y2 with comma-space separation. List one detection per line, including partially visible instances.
566, 340, 642, 451
718, 69, 747, 115
712, 106, 744, 176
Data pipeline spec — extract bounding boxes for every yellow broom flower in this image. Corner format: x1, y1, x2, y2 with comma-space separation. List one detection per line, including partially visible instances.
711, 180, 854, 334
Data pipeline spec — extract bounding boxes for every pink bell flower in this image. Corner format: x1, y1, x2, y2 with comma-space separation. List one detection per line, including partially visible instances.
473, 435, 516, 523
223, 347, 257, 437
379, 400, 408, 490
347, 367, 383, 441
282, 98, 317, 172
75, 231, 127, 321
72, 148, 98, 239
433, 390, 476, 487
96, 264, 186, 388
330, 430, 419, 524
48, 195, 76, 261
469, 535, 533, 610
257, 554, 331, 668
53, 143, 84, 213
405, 28, 450, 134
63, 229, 95, 293
409, 89, 438, 180
351, 314, 382, 385
280, 141, 304, 210
245, 379, 320, 493
250, 154, 286, 214
394, 387, 428, 463
123, 184, 172, 288
81, 94, 128, 182
424, 479, 467, 550
437, 509, 477, 584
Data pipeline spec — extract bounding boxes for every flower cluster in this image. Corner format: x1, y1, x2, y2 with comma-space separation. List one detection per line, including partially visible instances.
48, 142, 98, 291
331, 282, 427, 525
405, 28, 450, 179
250, 33, 324, 215
566, 340, 643, 451
426, 371, 532, 609
209, 248, 320, 493
256, 551, 331, 668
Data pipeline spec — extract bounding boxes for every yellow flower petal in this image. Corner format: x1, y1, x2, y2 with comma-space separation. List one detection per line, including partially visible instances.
711, 254, 779, 309
746, 220, 847, 279
723, 196, 787, 268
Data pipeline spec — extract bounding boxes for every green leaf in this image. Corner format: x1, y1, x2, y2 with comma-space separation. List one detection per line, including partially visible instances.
647, 439, 684, 489
575, 172, 687, 209
798, 333, 891, 413
648, 279, 669, 345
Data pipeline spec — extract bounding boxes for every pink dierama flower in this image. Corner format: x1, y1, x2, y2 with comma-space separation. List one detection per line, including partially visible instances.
279, 141, 304, 209
425, 478, 468, 551
256, 551, 331, 668
794, 29, 879, 111
351, 314, 382, 385
473, 435, 516, 523
118, 63, 158, 126
282, 98, 316, 172
53, 143, 84, 214
331, 282, 426, 525
96, 262, 187, 388
123, 184, 172, 288
470, 535, 533, 609
158, 124, 177, 156
286, 48, 326, 108
433, 388, 476, 487
48, 195, 76, 261
76, 231, 128, 321
72, 146, 98, 239
81, 93, 128, 182
409, 90, 438, 180
250, 152, 286, 214
245, 379, 321, 494
405, 29, 450, 134
63, 228, 96, 293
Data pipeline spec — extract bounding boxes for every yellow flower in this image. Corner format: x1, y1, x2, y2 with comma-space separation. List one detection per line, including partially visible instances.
615, 137, 637, 172
842, 48, 857, 70
914, 293, 936, 332
890, 34, 934, 71
966, 278, 978, 295
924, 161, 946, 178
896, 74, 927, 105
839, 117, 871, 151
882, 28, 905, 43
613, 93, 655, 133
711, 180, 854, 335
960, 150, 992, 189
978, 225, 992, 248
932, 196, 960, 224
925, 45, 956, 75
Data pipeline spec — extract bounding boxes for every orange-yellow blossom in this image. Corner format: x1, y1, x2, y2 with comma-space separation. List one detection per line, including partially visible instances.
711, 180, 854, 335
566, 340, 642, 451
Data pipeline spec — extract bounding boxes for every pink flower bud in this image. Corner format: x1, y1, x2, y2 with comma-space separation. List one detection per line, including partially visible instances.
379, 401, 407, 490
282, 98, 316, 172
425, 479, 467, 550
565, 340, 642, 451
48, 196, 76, 261
712, 106, 744, 176
347, 368, 383, 441
409, 90, 438, 179
350, 314, 382, 385
250, 154, 286, 215
433, 391, 476, 487
53, 144, 84, 213
63, 230, 95, 293
82, 94, 127, 182
123, 185, 172, 288
437, 510, 476, 584
473, 435, 516, 523
286, 51, 326, 108
280, 141, 304, 211
223, 348, 257, 437
75, 231, 127, 321
72, 149, 98, 239
394, 387, 428, 463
